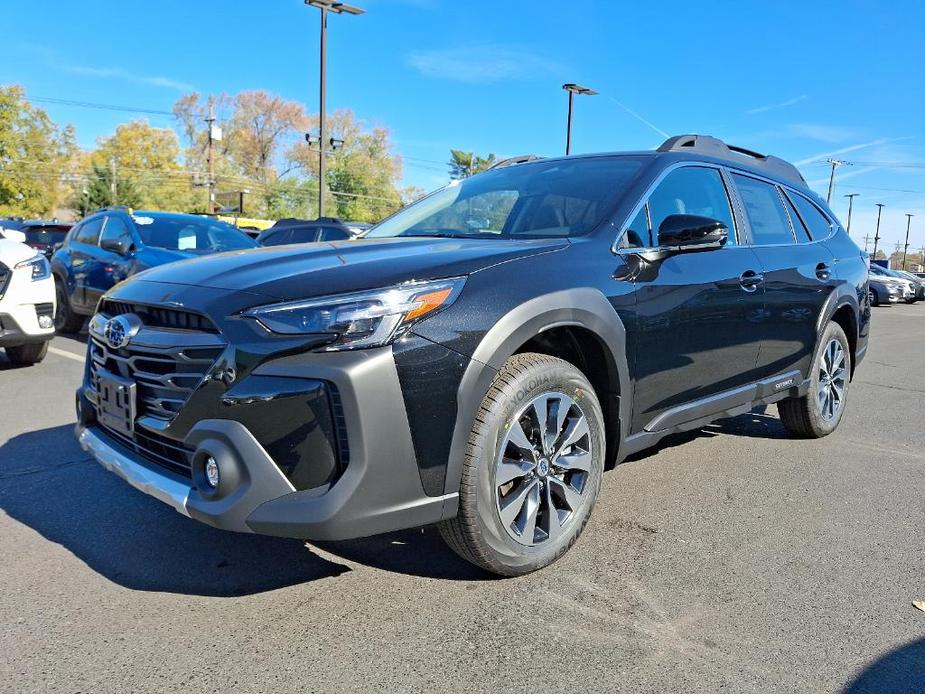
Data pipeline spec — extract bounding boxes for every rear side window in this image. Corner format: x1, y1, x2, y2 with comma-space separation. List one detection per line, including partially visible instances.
732, 174, 795, 245
319, 227, 350, 241
647, 166, 737, 245
785, 191, 832, 241
260, 229, 293, 246
74, 217, 104, 245
288, 227, 320, 243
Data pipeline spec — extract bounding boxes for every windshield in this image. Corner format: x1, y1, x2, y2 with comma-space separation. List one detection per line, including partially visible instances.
366, 157, 645, 240
24, 228, 68, 245
133, 215, 257, 252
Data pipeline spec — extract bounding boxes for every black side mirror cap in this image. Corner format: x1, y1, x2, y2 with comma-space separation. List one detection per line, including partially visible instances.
657, 214, 728, 251
100, 237, 133, 255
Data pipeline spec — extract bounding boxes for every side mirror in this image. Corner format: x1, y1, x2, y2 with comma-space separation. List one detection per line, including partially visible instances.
658, 214, 728, 251
100, 236, 133, 255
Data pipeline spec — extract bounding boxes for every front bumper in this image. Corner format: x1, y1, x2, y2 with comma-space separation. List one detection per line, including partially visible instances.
0, 272, 54, 346
77, 346, 459, 541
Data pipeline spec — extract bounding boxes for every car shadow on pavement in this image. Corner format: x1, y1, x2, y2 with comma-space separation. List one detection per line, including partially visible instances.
842, 637, 925, 693
0, 424, 490, 594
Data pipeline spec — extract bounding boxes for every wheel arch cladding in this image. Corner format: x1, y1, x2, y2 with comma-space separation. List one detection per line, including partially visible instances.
818, 288, 860, 377
443, 288, 631, 498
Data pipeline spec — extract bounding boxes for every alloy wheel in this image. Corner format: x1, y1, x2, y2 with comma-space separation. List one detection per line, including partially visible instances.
817, 339, 847, 421
494, 391, 593, 546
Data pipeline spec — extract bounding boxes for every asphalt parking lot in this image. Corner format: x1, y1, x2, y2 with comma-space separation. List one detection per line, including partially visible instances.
1, 304, 923, 693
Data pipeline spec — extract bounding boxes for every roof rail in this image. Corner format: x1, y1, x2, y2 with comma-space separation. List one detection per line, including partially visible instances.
89, 205, 134, 215
487, 154, 543, 170
657, 134, 806, 187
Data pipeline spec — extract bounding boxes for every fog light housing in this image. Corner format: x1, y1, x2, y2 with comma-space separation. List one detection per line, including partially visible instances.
204, 456, 219, 488
38, 315, 53, 329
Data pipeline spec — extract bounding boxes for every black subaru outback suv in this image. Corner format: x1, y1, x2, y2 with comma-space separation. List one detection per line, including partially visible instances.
76, 135, 869, 575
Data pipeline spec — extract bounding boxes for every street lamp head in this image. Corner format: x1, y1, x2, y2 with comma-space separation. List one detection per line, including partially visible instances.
305, 0, 365, 14
563, 83, 598, 96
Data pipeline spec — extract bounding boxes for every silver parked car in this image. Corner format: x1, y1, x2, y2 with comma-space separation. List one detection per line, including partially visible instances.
869, 265, 917, 303
868, 274, 906, 306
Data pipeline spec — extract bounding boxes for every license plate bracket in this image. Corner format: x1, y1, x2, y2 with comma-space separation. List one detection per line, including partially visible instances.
97, 370, 137, 437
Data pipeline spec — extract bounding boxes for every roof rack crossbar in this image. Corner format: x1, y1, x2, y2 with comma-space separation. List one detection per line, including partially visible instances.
657, 134, 806, 186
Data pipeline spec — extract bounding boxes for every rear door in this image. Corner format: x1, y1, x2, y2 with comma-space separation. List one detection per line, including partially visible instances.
730, 173, 837, 380
68, 216, 105, 311
623, 165, 766, 432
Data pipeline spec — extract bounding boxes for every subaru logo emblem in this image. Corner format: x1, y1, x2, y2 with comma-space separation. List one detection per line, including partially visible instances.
103, 314, 141, 349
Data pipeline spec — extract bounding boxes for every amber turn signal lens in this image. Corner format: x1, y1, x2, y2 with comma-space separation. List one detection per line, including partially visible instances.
405, 287, 454, 322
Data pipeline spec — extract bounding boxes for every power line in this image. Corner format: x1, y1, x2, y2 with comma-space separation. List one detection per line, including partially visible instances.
25, 96, 175, 117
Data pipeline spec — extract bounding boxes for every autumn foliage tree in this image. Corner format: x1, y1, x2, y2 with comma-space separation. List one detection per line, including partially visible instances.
0, 85, 75, 216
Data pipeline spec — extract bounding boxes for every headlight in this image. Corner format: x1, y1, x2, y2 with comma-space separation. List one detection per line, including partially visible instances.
14, 254, 51, 281
243, 277, 466, 350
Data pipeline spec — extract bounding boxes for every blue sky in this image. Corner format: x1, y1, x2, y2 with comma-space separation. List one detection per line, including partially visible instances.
4, 0, 925, 250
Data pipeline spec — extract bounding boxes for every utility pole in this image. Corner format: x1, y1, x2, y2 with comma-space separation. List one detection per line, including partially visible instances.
562, 83, 597, 155
843, 193, 859, 234
872, 203, 885, 259
862, 234, 872, 253
306, 0, 365, 219
109, 158, 117, 206
205, 98, 216, 214
902, 213, 914, 270
826, 159, 847, 203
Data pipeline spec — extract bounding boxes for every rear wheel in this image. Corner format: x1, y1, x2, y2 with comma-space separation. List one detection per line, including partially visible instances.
778, 321, 850, 438
439, 353, 605, 576
54, 278, 84, 333
5, 341, 48, 366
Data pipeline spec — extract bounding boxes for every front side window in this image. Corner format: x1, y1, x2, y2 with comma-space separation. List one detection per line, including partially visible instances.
134, 215, 257, 252
732, 174, 795, 245
366, 157, 645, 240
74, 217, 104, 245
786, 191, 833, 241
644, 166, 737, 246
100, 216, 131, 244
319, 227, 350, 241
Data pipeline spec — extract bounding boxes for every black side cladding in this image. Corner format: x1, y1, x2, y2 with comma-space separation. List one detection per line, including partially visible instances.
392, 334, 471, 497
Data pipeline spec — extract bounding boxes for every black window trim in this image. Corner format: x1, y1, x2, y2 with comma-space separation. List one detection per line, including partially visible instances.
612, 161, 742, 254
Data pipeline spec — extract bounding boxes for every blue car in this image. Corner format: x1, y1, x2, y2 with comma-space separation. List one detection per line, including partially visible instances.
51, 208, 258, 332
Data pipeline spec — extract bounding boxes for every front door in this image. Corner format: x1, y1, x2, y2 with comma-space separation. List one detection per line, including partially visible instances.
619, 165, 766, 432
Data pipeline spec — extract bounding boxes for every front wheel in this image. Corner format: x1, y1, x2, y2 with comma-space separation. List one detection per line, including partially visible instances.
439, 353, 605, 576
778, 322, 851, 438
868, 288, 879, 307
5, 341, 48, 366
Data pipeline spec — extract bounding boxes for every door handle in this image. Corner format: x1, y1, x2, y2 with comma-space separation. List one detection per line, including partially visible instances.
816, 262, 831, 280
739, 270, 764, 292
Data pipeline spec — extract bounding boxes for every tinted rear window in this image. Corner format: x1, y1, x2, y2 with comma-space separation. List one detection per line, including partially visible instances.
24, 229, 68, 245
732, 175, 795, 245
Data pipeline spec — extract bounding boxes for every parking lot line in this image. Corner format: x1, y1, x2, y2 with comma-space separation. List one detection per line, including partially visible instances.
48, 346, 85, 363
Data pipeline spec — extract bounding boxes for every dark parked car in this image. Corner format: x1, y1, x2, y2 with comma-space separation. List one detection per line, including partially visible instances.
20, 220, 73, 257
52, 209, 257, 332
256, 217, 354, 246
75, 135, 869, 575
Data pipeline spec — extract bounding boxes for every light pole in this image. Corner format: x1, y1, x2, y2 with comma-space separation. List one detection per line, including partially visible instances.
872, 203, 885, 259
562, 83, 597, 155
305, 0, 364, 218
902, 213, 914, 270
843, 193, 859, 235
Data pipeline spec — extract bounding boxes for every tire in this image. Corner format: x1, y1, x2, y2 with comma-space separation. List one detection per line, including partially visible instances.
54, 278, 84, 334
438, 353, 606, 576
868, 288, 879, 307
778, 322, 851, 438
5, 341, 48, 366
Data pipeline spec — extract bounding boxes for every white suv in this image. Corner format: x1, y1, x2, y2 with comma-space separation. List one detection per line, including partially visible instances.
0, 236, 55, 365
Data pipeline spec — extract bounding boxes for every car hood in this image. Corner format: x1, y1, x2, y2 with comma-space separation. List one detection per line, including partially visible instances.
130, 237, 568, 300
0, 237, 40, 264
137, 246, 203, 265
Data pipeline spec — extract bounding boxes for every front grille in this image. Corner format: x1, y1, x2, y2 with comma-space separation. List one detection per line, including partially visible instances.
99, 422, 195, 478
89, 336, 224, 421
100, 299, 218, 333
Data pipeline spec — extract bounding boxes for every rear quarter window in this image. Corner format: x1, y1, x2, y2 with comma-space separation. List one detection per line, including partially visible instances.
785, 190, 833, 241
